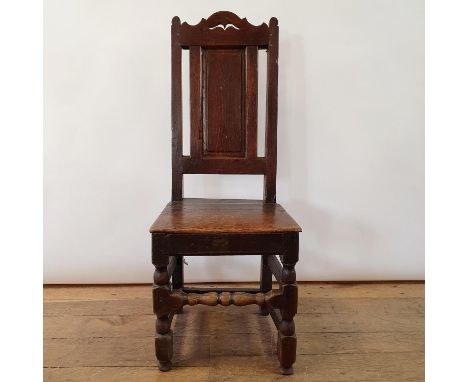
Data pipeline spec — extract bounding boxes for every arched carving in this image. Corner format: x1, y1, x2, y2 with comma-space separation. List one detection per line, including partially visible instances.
209, 23, 239, 31
182, 11, 268, 32
176, 11, 271, 47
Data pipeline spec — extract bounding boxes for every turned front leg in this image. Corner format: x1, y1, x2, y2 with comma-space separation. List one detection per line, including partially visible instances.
278, 234, 299, 375
153, 259, 173, 372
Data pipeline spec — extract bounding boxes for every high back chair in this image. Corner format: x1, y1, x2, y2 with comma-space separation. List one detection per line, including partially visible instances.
150, 11, 302, 375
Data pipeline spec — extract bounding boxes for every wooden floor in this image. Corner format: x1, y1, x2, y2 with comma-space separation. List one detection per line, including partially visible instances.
44, 282, 424, 381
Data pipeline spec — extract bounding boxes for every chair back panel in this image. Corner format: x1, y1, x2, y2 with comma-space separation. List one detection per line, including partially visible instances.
202, 48, 245, 158
171, 12, 279, 202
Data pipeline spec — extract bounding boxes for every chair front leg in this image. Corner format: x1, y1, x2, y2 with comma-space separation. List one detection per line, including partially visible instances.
153, 257, 173, 371
278, 234, 298, 375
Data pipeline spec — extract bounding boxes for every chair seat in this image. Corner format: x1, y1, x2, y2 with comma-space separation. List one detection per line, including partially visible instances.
150, 198, 302, 234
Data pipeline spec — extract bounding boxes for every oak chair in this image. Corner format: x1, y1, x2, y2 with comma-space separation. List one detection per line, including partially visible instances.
150, 11, 302, 375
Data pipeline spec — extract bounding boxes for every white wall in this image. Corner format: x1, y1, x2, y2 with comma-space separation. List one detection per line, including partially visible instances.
44, 0, 424, 283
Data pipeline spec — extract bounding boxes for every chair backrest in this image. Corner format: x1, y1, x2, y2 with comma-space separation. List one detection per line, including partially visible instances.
171, 11, 279, 202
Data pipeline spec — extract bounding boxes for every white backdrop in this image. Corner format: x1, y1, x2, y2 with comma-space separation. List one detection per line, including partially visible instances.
44, 0, 424, 283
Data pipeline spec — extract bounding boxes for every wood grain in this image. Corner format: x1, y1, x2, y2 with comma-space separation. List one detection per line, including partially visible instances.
245, 45, 258, 158
44, 367, 210, 382
178, 11, 269, 47
202, 49, 245, 157
170, 11, 279, 200
163, 12, 291, 372
44, 282, 424, 381
208, 353, 424, 382
44, 336, 210, 367
44, 294, 423, 318
43, 283, 424, 301
150, 199, 301, 233
189, 45, 202, 159
171, 16, 183, 201
263, 17, 279, 202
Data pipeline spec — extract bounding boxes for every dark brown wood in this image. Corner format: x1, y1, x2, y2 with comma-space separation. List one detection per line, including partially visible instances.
268, 255, 282, 282
178, 11, 269, 47
264, 17, 279, 203
152, 284, 184, 318
260, 254, 273, 315
166, 256, 177, 278
277, 232, 298, 375
172, 256, 184, 290
181, 157, 265, 174
152, 12, 300, 375
152, 232, 286, 260
172, 256, 184, 314
260, 256, 273, 291
189, 46, 202, 159
202, 48, 245, 157
268, 306, 282, 329
245, 46, 258, 158
170, 11, 280, 199
171, 16, 183, 201
153, 262, 174, 371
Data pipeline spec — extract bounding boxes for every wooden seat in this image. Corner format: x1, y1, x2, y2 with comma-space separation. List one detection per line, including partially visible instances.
150, 199, 301, 234
151, 11, 301, 375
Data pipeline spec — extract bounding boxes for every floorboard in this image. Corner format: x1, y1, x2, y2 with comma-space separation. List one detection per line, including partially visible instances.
43, 282, 424, 381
